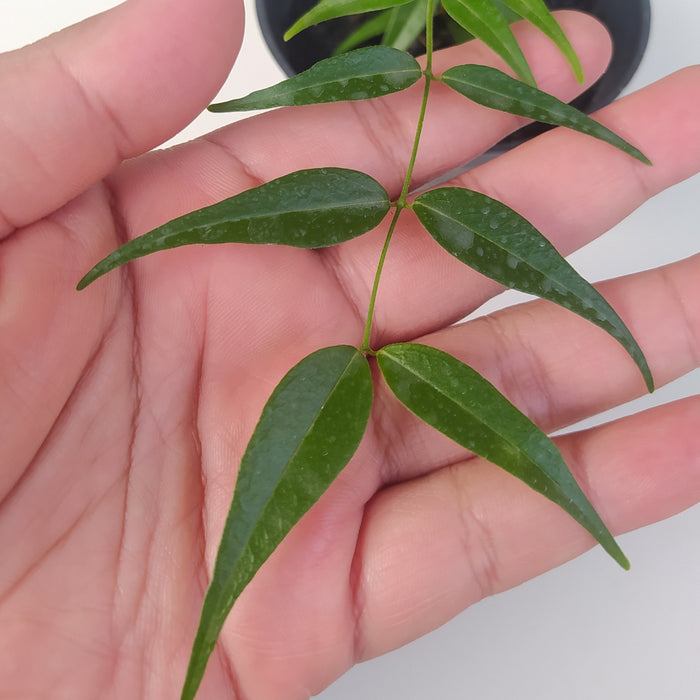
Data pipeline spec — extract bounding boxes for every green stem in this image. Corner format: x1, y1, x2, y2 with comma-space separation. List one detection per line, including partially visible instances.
360, 0, 437, 353
360, 205, 401, 353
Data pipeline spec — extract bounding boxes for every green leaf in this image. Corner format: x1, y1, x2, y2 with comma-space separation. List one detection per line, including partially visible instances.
377, 342, 629, 568
181, 345, 373, 700
441, 0, 536, 86
382, 0, 429, 51
440, 64, 651, 164
499, 0, 584, 82
77, 168, 391, 289
333, 11, 392, 55
491, 0, 521, 23
285, 0, 414, 41
445, 13, 474, 45
209, 46, 422, 112
413, 187, 653, 391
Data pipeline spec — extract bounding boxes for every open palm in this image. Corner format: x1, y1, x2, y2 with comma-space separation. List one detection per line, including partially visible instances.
1, 1, 699, 698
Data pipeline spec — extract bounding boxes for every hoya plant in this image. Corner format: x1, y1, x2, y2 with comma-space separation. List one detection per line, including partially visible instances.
77, 0, 653, 697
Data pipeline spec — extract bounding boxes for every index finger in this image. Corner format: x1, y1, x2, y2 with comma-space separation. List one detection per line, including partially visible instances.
0, 0, 244, 239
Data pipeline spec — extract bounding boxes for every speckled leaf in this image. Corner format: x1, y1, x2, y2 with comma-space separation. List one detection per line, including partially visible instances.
382, 0, 430, 51
442, 0, 536, 86
440, 64, 651, 163
181, 345, 373, 700
377, 342, 629, 568
285, 0, 413, 41
209, 47, 422, 111
77, 168, 390, 289
499, 0, 584, 81
413, 187, 653, 391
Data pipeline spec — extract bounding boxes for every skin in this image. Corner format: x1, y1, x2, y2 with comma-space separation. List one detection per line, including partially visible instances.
1, 0, 699, 698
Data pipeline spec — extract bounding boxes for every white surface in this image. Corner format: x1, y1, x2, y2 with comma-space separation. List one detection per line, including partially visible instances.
2, 1, 699, 699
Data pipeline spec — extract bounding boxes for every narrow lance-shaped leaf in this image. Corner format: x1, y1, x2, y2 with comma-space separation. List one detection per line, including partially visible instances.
444, 13, 474, 45
285, 0, 414, 41
209, 46, 422, 112
333, 11, 392, 55
77, 168, 390, 289
382, 0, 430, 51
378, 342, 629, 568
499, 0, 584, 82
442, 0, 536, 86
490, 0, 521, 22
440, 64, 651, 164
181, 345, 373, 700
413, 187, 653, 391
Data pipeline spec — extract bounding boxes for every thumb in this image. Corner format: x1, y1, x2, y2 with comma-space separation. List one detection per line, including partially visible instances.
0, 0, 244, 238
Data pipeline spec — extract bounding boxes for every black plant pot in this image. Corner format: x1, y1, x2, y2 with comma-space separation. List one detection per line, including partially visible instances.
256, 0, 651, 150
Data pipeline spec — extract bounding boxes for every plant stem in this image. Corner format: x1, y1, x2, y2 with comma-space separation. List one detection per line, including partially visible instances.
360, 0, 437, 353
360, 205, 401, 353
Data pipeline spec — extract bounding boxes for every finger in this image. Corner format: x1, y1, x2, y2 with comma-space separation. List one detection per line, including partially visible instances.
0, 0, 242, 500
332, 64, 700, 345
353, 395, 700, 660
0, 0, 244, 238
106, 11, 611, 239
110, 26, 700, 350
376, 253, 700, 483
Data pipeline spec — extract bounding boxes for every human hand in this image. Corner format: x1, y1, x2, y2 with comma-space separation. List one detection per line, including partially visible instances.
1, 1, 699, 698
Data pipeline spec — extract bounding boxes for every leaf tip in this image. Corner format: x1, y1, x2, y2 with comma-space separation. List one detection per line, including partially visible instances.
207, 101, 232, 113
76, 270, 96, 291
634, 352, 654, 393
77, 250, 124, 290
563, 49, 584, 84
600, 528, 630, 569
615, 549, 631, 571
628, 144, 653, 167
77, 258, 113, 290
522, 73, 537, 89
283, 25, 300, 42
179, 640, 210, 700
601, 533, 630, 570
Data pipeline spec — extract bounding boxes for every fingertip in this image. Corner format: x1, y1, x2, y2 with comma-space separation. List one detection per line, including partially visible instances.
522, 9, 613, 97
58, 0, 246, 155
0, 0, 245, 232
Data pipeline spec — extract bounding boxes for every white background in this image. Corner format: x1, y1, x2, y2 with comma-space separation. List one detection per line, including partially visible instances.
3, 1, 699, 698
